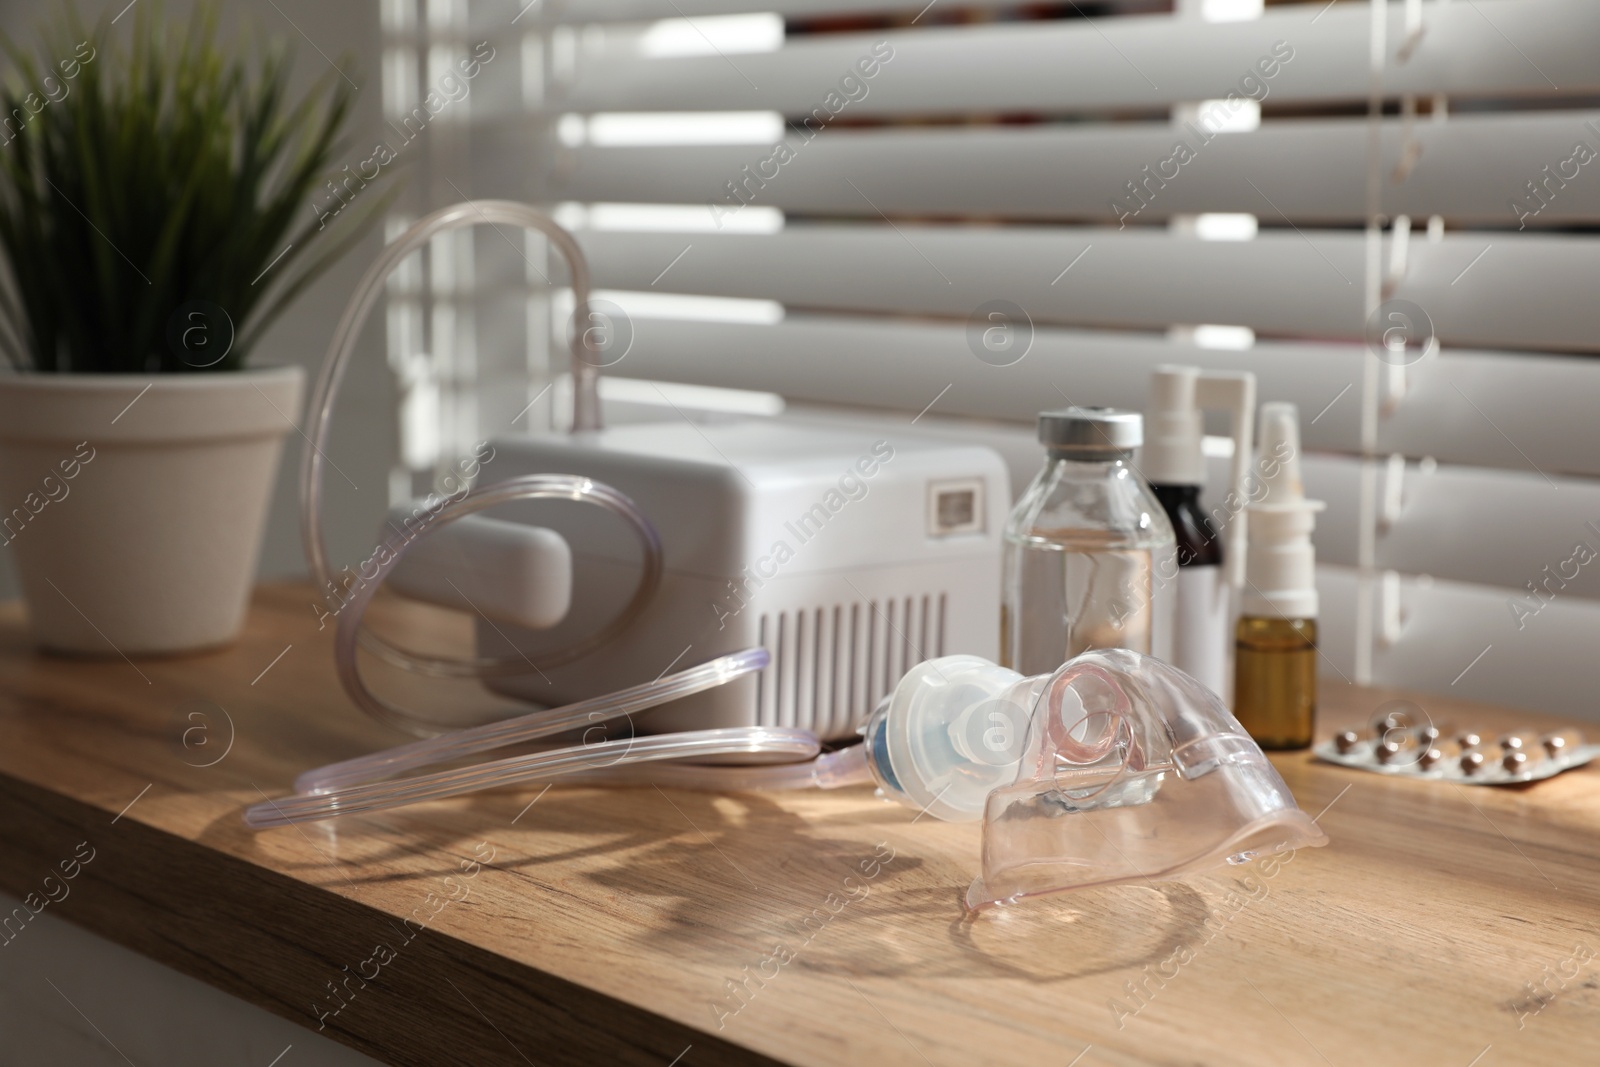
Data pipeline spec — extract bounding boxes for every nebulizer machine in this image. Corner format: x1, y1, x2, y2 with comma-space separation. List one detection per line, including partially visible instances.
248, 201, 1326, 910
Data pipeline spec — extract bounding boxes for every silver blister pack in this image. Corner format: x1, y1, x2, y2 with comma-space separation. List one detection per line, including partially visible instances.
1313, 702, 1598, 785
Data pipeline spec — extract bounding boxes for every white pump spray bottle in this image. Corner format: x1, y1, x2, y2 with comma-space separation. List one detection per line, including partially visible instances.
1143, 365, 1256, 702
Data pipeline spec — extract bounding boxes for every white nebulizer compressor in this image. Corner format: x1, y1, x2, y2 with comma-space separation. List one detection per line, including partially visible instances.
393, 421, 1008, 739
303, 200, 1008, 741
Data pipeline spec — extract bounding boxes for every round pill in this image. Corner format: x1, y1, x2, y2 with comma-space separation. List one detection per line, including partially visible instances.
1543, 734, 1569, 758
1419, 747, 1443, 769
1503, 750, 1529, 774
1335, 730, 1361, 754
1460, 750, 1486, 775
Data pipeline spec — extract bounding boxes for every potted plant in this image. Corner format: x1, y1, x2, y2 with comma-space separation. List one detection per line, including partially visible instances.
0, 5, 388, 654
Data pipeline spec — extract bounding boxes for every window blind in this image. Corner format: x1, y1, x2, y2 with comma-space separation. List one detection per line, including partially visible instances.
389, 0, 1600, 720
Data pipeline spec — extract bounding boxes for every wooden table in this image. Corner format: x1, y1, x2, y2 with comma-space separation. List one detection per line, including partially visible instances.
0, 584, 1596, 1066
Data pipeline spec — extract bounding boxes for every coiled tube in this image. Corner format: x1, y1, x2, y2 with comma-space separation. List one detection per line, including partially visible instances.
301, 201, 662, 736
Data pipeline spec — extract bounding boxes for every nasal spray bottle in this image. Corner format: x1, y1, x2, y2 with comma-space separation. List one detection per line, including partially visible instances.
1143, 366, 1256, 700
1234, 403, 1324, 750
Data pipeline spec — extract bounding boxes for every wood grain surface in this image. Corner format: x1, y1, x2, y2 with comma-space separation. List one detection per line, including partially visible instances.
0, 583, 1597, 1066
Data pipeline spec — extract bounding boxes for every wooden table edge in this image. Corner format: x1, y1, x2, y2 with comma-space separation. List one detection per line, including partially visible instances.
0, 768, 785, 1067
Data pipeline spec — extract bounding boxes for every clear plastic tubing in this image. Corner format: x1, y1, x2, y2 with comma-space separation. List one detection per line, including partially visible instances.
325, 470, 665, 737
296, 647, 773, 794
300, 201, 666, 737
244, 728, 863, 829
553, 750, 869, 793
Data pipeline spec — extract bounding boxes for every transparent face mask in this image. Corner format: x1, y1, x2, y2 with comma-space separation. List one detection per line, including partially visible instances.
961, 648, 1328, 909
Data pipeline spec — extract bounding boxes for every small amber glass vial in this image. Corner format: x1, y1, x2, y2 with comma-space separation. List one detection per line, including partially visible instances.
1233, 616, 1317, 750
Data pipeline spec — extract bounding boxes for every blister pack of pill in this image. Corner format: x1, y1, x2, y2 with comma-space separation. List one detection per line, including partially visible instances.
1313, 704, 1600, 785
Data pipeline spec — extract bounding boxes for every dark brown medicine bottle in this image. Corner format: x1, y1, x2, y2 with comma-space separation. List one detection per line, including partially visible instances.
1233, 616, 1317, 750
1232, 402, 1323, 752
1152, 484, 1224, 572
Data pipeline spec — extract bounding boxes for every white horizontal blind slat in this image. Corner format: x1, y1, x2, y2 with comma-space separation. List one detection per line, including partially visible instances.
538, 111, 1600, 223
1271, 455, 1600, 601
538, 0, 1142, 21
552, 2, 1600, 114
570, 228, 1600, 353
591, 314, 1600, 476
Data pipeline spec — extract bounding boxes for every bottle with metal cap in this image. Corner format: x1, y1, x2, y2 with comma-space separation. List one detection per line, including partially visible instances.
1001, 407, 1177, 674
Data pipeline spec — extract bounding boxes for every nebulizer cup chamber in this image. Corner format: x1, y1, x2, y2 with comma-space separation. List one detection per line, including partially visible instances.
859, 649, 1327, 909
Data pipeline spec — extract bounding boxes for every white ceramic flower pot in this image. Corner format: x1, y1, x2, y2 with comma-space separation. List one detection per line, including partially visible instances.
0, 366, 303, 655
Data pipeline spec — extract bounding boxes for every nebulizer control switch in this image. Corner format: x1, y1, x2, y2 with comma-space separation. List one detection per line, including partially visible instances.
929, 479, 984, 536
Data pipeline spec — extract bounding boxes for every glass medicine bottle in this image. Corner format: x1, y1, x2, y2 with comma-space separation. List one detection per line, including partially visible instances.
1233, 402, 1324, 750
1002, 407, 1177, 676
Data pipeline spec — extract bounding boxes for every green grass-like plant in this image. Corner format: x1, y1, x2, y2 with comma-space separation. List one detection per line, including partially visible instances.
0, 3, 391, 373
